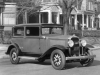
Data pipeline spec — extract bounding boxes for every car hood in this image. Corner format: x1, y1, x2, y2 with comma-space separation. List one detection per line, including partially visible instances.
42, 35, 78, 40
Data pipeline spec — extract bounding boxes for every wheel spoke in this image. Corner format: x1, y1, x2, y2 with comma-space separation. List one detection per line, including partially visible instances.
10, 48, 20, 64
12, 52, 17, 61
54, 57, 57, 62
53, 54, 62, 67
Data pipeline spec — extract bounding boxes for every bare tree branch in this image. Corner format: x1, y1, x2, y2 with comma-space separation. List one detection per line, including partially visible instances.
6, 0, 42, 17
57, 0, 83, 35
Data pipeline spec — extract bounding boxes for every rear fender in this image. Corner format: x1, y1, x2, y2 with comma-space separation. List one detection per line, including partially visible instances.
6, 43, 21, 55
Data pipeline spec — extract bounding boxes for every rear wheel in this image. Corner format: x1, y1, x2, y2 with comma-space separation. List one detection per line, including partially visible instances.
50, 49, 66, 70
80, 50, 94, 66
10, 48, 20, 64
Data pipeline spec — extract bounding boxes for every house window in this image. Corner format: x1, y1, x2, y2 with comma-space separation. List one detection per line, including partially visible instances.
17, 8, 24, 24
28, 13, 39, 23
87, 1, 94, 11
77, 0, 83, 10
3, 13, 16, 25
94, 18, 99, 28
17, 13, 24, 24
88, 15, 92, 28
52, 12, 57, 24
60, 14, 63, 24
3, 4, 16, 25
0, 8, 1, 25
41, 12, 48, 23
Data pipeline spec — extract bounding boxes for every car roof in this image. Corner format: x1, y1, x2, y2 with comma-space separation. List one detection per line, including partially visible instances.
13, 23, 63, 27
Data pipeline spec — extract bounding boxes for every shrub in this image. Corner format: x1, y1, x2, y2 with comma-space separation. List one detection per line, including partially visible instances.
0, 30, 12, 44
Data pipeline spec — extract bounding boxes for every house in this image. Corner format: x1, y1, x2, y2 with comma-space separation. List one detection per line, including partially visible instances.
0, 0, 98, 31
0, 2, 16, 31
40, 0, 61, 24
40, 0, 97, 31
95, 0, 100, 30
71, 0, 97, 30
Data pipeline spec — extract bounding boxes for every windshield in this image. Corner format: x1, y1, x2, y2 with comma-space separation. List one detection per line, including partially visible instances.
42, 27, 63, 35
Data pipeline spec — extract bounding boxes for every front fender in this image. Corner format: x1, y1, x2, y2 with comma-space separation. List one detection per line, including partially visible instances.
39, 45, 68, 59
46, 45, 67, 54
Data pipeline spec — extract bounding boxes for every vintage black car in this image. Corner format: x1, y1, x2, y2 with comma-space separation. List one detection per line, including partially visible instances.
6, 23, 96, 70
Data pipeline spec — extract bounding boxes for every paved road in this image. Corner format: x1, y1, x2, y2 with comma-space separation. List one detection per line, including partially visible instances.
0, 50, 100, 75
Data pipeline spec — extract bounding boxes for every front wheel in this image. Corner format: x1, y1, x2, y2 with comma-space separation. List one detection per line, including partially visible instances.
50, 49, 66, 70
80, 50, 94, 67
10, 48, 20, 64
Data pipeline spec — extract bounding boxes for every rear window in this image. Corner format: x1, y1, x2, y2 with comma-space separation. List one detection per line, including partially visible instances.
26, 27, 39, 36
13, 27, 24, 36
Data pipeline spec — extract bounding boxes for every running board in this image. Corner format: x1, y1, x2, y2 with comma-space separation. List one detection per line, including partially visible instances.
66, 55, 96, 60
19, 56, 38, 60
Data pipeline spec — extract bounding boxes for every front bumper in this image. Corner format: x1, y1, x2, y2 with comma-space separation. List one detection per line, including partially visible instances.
66, 55, 96, 60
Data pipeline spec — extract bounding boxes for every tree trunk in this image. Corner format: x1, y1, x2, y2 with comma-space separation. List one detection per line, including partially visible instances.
63, 8, 71, 35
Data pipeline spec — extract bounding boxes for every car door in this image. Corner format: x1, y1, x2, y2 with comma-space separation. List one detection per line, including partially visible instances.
22, 26, 41, 54
12, 26, 24, 51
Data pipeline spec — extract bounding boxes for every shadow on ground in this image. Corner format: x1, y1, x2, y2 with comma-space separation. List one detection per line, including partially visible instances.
91, 60, 100, 66
63, 60, 100, 70
19, 59, 51, 65
18, 59, 100, 70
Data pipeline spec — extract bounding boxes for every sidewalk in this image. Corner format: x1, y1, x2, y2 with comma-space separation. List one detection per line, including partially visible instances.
90, 44, 100, 51
93, 44, 100, 48
0, 44, 9, 59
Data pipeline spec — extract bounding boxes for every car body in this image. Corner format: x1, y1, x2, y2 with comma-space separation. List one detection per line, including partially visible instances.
6, 23, 96, 70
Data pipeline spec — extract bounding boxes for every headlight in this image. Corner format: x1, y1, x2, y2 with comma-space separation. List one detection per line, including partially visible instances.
68, 40, 74, 47
81, 40, 87, 46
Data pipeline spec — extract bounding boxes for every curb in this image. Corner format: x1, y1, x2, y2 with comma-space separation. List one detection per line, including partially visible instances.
89, 44, 100, 51
90, 47, 100, 51
0, 44, 8, 51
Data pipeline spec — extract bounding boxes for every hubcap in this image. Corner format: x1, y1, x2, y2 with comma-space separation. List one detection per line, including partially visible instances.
12, 52, 17, 61
53, 54, 62, 67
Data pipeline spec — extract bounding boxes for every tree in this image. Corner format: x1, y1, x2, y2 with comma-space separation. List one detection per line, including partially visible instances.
5, 0, 83, 34
5, 0, 41, 23
1, 0, 41, 43
58, 0, 83, 35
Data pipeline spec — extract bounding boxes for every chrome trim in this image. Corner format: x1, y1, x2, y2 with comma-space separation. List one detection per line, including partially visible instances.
66, 55, 96, 60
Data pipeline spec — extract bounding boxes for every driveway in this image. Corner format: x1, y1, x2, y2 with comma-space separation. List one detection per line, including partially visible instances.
0, 48, 100, 75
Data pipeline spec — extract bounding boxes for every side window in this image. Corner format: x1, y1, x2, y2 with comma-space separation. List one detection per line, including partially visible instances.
26, 27, 39, 36
13, 27, 24, 36
42, 27, 63, 35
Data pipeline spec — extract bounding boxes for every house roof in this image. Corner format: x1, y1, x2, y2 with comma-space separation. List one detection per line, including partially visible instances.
41, 5, 62, 13
71, 7, 95, 15
84, 10, 95, 14
40, 5, 62, 13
